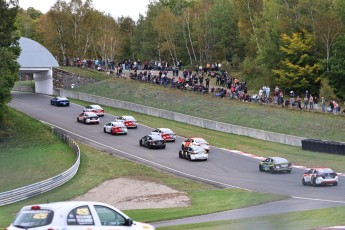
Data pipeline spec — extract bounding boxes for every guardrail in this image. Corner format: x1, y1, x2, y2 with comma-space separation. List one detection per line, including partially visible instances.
0, 128, 80, 206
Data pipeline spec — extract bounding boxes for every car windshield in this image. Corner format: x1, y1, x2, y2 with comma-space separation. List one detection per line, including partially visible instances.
12, 209, 54, 228
273, 158, 289, 164
191, 146, 205, 152
113, 122, 125, 127
90, 105, 102, 109
123, 116, 136, 121
194, 138, 207, 144
58, 97, 68, 101
151, 135, 163, 141
86, 113, 98, 117
160, 128, 173, 134
318, 168, 334, 174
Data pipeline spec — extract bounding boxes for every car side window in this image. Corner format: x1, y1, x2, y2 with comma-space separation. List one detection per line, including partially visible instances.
94, 205, 126, 226
67, 205, 94, 226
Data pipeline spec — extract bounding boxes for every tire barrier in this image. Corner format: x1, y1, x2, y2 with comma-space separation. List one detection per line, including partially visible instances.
0, 127, 80, 206
302, 139, 345, 155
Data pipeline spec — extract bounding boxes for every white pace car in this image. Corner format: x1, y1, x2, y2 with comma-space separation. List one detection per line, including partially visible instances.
6, 201, 155, 230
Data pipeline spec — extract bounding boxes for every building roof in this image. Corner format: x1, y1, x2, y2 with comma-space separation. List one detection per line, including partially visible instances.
17, 37, 59, 69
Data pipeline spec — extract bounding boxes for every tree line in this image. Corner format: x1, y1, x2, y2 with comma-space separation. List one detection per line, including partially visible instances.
12, 0, 345, 100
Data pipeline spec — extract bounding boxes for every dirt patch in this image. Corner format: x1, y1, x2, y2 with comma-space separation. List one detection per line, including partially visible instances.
71, 178, 190, 210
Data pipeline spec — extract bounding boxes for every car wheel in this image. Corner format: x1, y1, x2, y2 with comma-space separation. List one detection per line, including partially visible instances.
287, 170, 291, 173
139, 140, 143, 146
179, 150, 183, 158
302, 178, 307, 186
50, 101, 53, 105
84, 119, 87, 124
333, 182, 338, 186
181, 144, 184, 149
111, 129, 115, 135
148, 144, 152, 149
103, 128, 106, 133
269, 167, 275, 174
124, 132, 127, 135
259, 165, 264, 172
77, 118, 80, 122
188, 153, 192, 161
162, 145, 166, 149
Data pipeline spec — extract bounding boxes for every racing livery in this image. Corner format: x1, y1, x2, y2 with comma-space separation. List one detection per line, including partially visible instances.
77, 112, 100, 124
103, 122, 128, 135
151, 128, 176, 142
182, 137, 210, 152
116, 116, 138, 128
302, 168, 338, 186
179, 146, 208, 161
139, 134, 166, 149
50, 97, 70, 106
83, 105, 105, 116
259, 157, 292, 174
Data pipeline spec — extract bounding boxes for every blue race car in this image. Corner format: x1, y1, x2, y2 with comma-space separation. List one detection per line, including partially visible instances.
50, 96, 70, 106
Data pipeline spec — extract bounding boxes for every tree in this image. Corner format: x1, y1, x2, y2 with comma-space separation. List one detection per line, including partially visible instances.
326, 35, 345, 100
0, 0, 20, 123
273, 29, 322, 96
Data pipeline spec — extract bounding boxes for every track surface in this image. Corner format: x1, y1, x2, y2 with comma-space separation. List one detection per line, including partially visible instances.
9, 92, 345, 226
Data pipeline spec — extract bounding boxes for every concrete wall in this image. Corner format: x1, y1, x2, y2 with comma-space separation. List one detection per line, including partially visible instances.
58, 89, 304, 147
34, 69, 53, 95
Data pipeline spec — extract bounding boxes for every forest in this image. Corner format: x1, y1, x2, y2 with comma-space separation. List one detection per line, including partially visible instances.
14, 0, 345, 100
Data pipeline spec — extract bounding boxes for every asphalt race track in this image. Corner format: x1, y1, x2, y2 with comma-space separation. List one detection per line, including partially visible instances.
9, 92, 345, 226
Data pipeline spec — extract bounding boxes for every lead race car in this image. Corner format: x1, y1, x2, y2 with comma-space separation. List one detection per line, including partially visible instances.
259, 157, 292, 174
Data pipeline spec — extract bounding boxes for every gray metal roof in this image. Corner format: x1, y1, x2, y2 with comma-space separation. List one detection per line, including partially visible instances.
17, 37, 59, 68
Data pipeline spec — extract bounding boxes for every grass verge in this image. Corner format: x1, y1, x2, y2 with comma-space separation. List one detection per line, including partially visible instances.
158, 206, 345, 230
0, 108, 75, 192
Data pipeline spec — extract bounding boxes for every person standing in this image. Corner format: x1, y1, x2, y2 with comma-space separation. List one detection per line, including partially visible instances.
321, 97, 326, 112
309, 94, 314, 111
314, 96, 319, 110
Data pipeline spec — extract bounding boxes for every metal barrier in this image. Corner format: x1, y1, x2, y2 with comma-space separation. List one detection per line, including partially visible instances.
0, 128, 80, 206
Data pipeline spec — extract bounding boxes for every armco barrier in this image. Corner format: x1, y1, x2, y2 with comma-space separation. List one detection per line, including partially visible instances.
302, 139, 345, 155
0, 128, 80, 206
58, 89, 305, 147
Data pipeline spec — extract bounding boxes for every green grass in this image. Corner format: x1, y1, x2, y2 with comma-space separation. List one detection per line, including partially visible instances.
59, 66, 108, 80
65, 72, 345, 142
71, 99, 345, 173
159, 206, 345, 230
0, 108, 75, 192
0, 133, 286, 228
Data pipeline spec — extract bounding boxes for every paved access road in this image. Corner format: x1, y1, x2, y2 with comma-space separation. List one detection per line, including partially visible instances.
9, 92, 345, 226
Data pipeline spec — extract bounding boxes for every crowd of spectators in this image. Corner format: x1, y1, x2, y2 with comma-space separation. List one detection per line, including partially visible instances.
64, 57, 343, 115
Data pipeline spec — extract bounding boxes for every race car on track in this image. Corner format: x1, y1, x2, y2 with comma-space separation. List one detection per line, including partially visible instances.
259, 157, 292, 174
83, 105, 105, 116
139, 134, 166, 149
151, 128, 176, 142
77, 112, 100, 124
182, 137, 210, 152
6, 201, 155, 230
50, 96, 70, 106
302, 168, 338, 186
179, 145, 208, 161
103, 121, 128, 135
115, 116, 138, 128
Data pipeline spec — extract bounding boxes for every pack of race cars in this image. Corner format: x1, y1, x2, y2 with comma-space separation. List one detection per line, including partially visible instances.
54, 97, 340, 186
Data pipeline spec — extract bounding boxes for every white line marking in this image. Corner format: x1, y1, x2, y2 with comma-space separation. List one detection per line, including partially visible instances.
292, 196, 345, 204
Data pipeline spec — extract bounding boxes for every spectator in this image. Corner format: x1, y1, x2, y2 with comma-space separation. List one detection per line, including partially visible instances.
303, 95, 308, 110
314, 96, 319, 110
309, 94, 314, 111
321, 97, 326, 112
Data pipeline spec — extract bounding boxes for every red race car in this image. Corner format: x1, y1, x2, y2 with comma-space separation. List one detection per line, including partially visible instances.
151, 128, 176, 142
115, 116, 138, 128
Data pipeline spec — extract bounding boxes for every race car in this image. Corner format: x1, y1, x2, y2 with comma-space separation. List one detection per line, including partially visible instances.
182, 137, 210, 152
83, 105, 104, 116
103, 121, 128, 135
302, 168, 338, 186
179, 146, 208, 161
151, 128, 176, 142
115, 116, 138, 128
259, 157, 292, 174
139, 134, 166, 149
77, 112, 100, 124
50, 96, 70, 106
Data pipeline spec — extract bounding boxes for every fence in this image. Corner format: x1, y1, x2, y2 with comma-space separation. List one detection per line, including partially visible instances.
0, 128, 80, 206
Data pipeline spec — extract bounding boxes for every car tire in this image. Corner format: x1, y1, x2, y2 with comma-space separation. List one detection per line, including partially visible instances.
302, 178, 307, 186
188, 153, 192, 161
181, 144, 184, 149
259, 165, 264, 172
103, 128, 106, 133
179, 150, 183, 158
77, 118, 80, 122
148, 144, 152, 149
287, 170, 291, 173
139, 140, 143, 146
162, 145, 166, 149
333, 182, 338, 186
